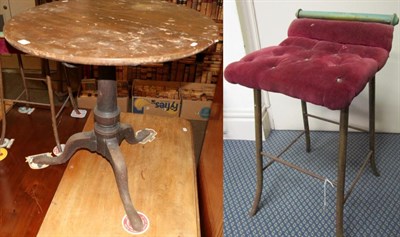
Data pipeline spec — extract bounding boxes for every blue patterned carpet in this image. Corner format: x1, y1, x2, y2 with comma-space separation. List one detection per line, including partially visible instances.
224, 131, 400, 237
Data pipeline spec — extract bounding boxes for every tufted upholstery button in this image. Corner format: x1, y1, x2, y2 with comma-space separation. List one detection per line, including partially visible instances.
336, 78, 343, 83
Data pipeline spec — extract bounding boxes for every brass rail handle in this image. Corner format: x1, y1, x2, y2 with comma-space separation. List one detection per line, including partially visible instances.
296, 9, 399, 26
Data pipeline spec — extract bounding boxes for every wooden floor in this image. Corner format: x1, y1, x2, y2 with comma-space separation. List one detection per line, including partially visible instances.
0, 106, 88, 237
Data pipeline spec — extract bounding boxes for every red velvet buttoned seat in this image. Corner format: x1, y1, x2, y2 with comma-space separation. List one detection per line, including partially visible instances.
224, 10, 398, 237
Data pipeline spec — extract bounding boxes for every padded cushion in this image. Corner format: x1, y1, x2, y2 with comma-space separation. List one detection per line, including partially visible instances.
224, 19, 394, 110
288, 19, 394, 51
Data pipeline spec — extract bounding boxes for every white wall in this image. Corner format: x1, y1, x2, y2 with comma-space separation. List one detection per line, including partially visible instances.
224, 0, 400, 140
0, 0, 35, 22
223, 0, 256, 140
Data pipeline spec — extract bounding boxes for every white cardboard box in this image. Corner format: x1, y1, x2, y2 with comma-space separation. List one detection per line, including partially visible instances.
132, 80, 181, 117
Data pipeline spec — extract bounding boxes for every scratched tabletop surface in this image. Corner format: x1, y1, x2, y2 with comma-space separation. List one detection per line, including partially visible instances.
4, 0, 219, 66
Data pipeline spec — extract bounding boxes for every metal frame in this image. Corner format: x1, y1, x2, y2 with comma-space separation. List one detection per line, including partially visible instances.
251, 76, 379, 237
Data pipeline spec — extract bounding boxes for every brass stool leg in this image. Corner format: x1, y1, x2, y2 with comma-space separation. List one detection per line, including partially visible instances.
301, 100, 311, 152
336, 107, 349, 237
250, 89, 263, 216
0, 60, 6, 145
369, 77, 380, 176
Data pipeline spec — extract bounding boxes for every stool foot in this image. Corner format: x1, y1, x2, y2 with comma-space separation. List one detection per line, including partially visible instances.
301, 101, 311, 153
249, 181, 262, 216
249, 158, 262, 217
336, 231, 345, 237
369, 77, 379, 177
369, 152, 380, 176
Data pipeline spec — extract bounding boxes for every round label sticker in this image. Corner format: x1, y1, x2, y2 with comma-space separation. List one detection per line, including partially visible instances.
199, 107, 211, 119
122, 212, 150, 235
53, 144, 66, 157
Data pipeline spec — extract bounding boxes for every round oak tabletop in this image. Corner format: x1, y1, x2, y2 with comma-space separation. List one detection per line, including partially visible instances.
4, 0, 219, 66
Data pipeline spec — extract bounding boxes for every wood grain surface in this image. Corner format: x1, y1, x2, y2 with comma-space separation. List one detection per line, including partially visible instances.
4, 0, 219, 66
0, 107, 88, 237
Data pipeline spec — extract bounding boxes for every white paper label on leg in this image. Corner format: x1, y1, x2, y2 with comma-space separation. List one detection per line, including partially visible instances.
53, 144, 66, 156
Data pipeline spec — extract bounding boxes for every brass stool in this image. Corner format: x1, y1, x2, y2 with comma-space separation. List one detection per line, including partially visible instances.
224, 10, 398, 237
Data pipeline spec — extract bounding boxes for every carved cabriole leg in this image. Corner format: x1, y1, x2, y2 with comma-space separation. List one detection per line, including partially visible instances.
106, 138, 144, 231
32, 131, 97, 165
336, 107, 349, 237
250, 89, 263, 216
301, 100, 311, 152
369, 76, 380, 176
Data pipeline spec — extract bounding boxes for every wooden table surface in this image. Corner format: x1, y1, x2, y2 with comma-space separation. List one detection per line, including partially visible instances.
37, 112, 200, 236
4, 0, 219, 66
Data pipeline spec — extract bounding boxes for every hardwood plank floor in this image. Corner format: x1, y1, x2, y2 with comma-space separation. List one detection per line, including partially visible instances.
0, 106, 88, 237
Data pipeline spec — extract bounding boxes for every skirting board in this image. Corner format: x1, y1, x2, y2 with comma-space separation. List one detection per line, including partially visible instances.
224, 108, 270, 140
